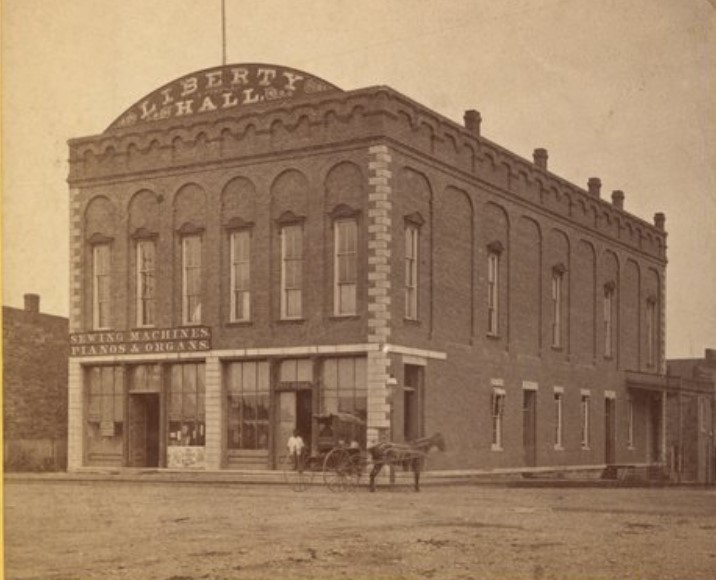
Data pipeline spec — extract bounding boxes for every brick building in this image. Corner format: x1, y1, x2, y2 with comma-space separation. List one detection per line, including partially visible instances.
665, 350, 716, 484
66, 63, 668, 473
3, 294, 68, 470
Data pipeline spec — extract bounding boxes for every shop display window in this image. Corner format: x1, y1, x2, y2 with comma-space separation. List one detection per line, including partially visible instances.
226, 361, 270, 450
168, 363, 205, 446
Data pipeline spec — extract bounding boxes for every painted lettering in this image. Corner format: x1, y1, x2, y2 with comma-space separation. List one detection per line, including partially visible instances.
139, 99, 158, 120
230, 67, 249, 85
257, 68, 276, 86
205, 70, 223, 88
198, 96, 218, 113
222, 92, 240, 109
282, 71, 304, 91
180, 76, 198, 97
175, 100, 194, 116
160, 87, 174, 105
242, 88, 261, 104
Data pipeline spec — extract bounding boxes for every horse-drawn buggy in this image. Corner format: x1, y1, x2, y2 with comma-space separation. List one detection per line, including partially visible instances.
282, 411, 446, 492
282, 411, 367, 492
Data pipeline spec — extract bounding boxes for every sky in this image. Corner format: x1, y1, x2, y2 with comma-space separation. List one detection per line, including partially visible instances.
2, 0, 715, 358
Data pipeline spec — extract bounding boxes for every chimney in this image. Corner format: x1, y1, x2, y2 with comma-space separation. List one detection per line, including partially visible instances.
533, 148, 548, 171
24, 293, 40, 313
611, 190, 624, 210
463, 110, 481, 136
654, 212, 666, 231
587, 177, 601, 197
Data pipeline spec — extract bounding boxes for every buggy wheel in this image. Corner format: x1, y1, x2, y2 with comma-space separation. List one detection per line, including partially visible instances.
343, 453, 365, 492
323, 448, 353, 492
282, 454, 312, 492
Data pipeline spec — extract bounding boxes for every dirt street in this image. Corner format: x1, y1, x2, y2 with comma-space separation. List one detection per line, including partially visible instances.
4, 479, 716, 579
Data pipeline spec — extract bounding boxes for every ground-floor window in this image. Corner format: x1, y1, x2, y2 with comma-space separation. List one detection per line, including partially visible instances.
226, 360, 270, 450
581, 393, 591, 449
86, 365, 125, 460
322, 357, 367, 423
168, 363, 205, 446
491, 389, 505, 450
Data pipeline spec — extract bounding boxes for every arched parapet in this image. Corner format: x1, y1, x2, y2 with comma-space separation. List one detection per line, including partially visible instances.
323, 161, 366, 211
84, 195, 118, 239
173, 182, 207, 228
221, 176, 258, 225
128, 189, 162, 234
270, 168, 310, 220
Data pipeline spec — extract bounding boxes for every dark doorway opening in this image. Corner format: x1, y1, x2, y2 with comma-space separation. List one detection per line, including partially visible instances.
403, 365, 423, 441
605, 398, 616, 464
128, 394, 160, 468
296, 390, 313, 444
523, 390, 537, 467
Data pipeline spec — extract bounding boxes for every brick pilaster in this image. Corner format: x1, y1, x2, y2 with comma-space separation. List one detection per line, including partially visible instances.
66, 359, 84, 470
204, 356, 223, 469
366, 145, 393, 447
69, 188, 83, 332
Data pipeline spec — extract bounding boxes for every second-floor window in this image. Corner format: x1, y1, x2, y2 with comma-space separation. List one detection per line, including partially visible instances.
136, 240, 156, 327
92, 243, 111, 329
646, 298, 657, 367
491, 389, 505, 450
182, 235, 202, 325
334, 219, 357, 316
281, 224, 303, 319
405, 224, 419, 320
603, 284, 615, 358
487, 252, 500, 335
230, 230, 251, 322
581, 393, 591, 449
554, 390, 564, 449
551, 267, 564, 348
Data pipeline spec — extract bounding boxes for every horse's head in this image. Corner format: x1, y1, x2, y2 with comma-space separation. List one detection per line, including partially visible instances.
432, 432, 447, 452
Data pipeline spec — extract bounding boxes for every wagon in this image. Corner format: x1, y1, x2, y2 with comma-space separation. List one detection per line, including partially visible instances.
282, 411, 367, 492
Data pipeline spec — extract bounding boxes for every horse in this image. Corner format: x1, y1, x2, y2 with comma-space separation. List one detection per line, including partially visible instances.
367, 432, 446, 492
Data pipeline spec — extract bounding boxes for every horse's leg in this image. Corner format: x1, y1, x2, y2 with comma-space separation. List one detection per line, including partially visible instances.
369, 462, 383, 492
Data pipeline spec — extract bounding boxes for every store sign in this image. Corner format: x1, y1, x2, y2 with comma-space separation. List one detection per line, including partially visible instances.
107, 63, 341, 131
69, 327, 211, 357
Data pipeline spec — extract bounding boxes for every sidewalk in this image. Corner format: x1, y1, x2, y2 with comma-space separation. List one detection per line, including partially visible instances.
5, 465, 692, 488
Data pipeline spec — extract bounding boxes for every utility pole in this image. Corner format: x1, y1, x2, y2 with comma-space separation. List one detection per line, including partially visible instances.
221, 0, 227, 65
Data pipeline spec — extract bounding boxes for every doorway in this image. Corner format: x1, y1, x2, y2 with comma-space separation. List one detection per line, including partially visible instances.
128, 394, 160, 467
276, 389, 313, 465
403, 365, 423, 441
605, 397, 616, 464
523, 390, 537, 467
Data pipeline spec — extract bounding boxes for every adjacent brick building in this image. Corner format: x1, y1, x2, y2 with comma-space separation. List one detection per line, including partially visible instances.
3, 294, 68, 470
665, 350, 716, 484
66, 63, 669, 473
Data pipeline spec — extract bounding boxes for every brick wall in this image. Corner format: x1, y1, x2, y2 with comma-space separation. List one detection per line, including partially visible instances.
3, 306, 68, 468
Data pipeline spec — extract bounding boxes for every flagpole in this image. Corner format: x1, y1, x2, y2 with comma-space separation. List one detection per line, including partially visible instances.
221, 0, 227, 65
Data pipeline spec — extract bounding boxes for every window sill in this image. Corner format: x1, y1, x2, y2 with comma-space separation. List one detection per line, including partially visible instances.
551, 345, 564, 352
627, 445, 635, 451
226, 321, 252, 327
491, 444, 503, 452
487, 332, 501, 340
554, 444, 564, 451
329, 314, 360, 321
277, 318, 306, 325
404, 318, 421, 326
581, 446, 591, 451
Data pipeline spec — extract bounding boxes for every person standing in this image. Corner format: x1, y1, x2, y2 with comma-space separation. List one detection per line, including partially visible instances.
287, 430, 305, 471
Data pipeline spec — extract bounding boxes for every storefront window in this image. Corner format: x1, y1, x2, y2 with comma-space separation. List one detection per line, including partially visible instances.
168, 363, 205, 446
86, 366, 125, 462
226, 361, 270, 450
322, 357, 367, 423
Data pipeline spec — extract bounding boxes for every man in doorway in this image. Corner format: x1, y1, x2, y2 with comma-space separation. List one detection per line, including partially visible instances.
287, 430, 305, 471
